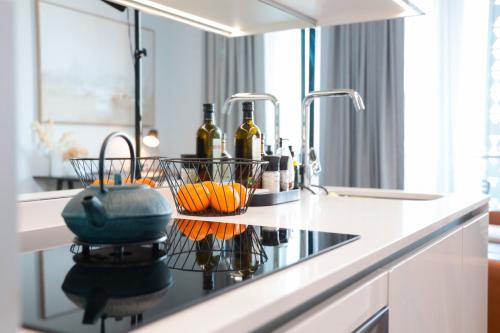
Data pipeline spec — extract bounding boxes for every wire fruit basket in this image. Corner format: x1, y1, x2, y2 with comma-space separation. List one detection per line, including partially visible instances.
70, 157, 166, 188
165, 219, 268, 275
160, 157, 268, 216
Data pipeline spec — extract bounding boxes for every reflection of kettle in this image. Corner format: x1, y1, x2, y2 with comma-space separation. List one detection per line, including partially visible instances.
61, 257, 172, 329
62, 132, 172, 244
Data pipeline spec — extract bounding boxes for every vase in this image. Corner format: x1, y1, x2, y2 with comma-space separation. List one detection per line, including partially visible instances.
49, 151, 63, 176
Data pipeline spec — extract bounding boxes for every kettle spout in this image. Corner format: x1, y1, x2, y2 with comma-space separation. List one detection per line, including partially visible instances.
82, 196, 107, 228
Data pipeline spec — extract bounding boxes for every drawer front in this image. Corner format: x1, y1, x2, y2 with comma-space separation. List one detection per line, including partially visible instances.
274, 271, 388, 333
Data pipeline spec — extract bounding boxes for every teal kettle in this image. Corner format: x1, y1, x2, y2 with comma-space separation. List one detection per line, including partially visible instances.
62, 132, 172, 244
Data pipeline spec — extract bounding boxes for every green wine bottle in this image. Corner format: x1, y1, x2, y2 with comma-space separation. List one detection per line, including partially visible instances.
231, 228, 257, 280
196, 235, 220, 291
234, 102, 262, 185
196, 103, 222, 181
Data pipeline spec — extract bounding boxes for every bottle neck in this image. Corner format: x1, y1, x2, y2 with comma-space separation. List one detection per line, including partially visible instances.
203, 112, 215, 122
243, 110, 254, 121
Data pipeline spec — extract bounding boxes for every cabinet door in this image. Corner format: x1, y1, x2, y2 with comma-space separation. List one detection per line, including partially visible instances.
388, 227, 463, 333
462, 214, 488, 333
274, 271, 388, 333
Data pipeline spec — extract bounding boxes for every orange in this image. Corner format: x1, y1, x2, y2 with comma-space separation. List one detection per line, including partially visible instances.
211, 223, 247, 240
231, 183, 248, 209
202, 181, 217, 198
123, 177, 156, 188
176, 219, 212, 241
209, 183, 240, 213
135, 178, 157, 188
176, 183, 210, 212
91, 179, 114, 186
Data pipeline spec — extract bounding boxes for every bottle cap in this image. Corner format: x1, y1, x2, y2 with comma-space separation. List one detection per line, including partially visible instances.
203, 103, 215, 113
279, 156, 289, 170
242, 101, 254, 112
262, 155, 280, 172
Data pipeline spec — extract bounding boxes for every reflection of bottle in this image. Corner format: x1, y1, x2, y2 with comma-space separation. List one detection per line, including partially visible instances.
278, 228, 288, 243
232, 228, 257, 279
196, 235, 220, 291
202, 271, 215, 291
196, 103, 222, 181
261, 227, 280, 246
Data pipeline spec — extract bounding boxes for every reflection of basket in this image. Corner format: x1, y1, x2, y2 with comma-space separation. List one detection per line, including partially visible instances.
165, 219, 267, 275
70, 157, 166, 188
160, 158, 268, 216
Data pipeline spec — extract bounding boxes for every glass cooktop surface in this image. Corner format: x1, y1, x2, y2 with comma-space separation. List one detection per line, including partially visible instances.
21, 218, 359, 333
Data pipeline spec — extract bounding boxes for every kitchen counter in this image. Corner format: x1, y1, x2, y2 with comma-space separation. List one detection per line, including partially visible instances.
17, 187, 489, 332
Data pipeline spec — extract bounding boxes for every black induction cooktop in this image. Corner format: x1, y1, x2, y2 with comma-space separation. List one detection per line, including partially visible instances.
21, 219, 359, 333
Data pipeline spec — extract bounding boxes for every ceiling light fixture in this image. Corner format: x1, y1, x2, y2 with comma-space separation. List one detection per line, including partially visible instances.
107, 0, 243, 37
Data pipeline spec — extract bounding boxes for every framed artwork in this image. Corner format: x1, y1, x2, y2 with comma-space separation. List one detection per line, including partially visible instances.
37, 0, 155, 126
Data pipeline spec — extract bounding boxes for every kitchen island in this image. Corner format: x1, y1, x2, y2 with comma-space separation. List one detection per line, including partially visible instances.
18, 187, 489, 333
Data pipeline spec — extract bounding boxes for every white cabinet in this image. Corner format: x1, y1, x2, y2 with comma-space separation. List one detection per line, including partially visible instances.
270, 214, 488, 333
388, 213, 488, 333
462, 214, 488, 333
111, 0, 423, 37
274, 270, 388, 332
388, 227, 463, 333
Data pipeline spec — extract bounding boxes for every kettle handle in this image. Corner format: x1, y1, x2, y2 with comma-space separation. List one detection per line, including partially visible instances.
98, 132, 136, 193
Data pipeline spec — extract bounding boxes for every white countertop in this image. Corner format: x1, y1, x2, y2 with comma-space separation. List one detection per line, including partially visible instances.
17, 187, 489, 332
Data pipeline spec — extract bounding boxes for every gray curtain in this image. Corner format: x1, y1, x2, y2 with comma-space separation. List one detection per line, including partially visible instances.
318, 19, 404, 189
204, 32, 265, 154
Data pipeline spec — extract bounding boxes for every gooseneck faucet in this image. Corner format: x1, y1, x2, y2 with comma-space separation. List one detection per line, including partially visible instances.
222, 93, 280, 150
301, 89, 365, 190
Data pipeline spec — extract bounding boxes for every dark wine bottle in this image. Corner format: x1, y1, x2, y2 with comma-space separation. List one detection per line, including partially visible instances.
234, 102, 262, 185
196, 103, 222, 181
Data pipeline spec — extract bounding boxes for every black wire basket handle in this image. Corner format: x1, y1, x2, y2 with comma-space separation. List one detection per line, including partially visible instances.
98, 132, 136, 193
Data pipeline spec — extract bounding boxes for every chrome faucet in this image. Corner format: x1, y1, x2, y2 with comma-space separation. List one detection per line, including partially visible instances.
301, 89, 365, 189
222, 93, 280, 150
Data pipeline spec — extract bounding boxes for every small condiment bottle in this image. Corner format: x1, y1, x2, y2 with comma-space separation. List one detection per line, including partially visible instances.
180, 154, 198, 183
262, 155, 280, 193
279, 155, 290, 192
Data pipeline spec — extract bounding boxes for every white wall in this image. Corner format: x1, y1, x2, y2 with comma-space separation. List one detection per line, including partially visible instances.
0, 1, 20, 330
16, 0, 204, 194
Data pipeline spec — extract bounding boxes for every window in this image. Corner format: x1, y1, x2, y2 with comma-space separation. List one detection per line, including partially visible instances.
486, 1, 500, 208
404, 0, 489, 194
263, 30, 302, 153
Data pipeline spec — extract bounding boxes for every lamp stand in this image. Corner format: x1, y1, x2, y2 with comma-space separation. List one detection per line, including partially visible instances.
134, 9, 147, 158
